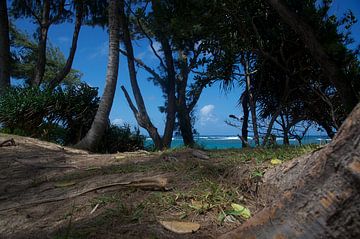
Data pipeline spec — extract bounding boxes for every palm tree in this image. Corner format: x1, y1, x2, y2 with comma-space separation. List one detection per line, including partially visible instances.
75, 0, 121, 151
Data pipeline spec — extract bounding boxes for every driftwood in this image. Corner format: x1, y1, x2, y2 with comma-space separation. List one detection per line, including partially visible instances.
220, 103, 360, 238
0, 138, 16, 147
0, 174, 170, 212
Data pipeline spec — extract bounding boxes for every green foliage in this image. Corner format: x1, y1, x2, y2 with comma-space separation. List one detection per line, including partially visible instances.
9, 25, 82, 86
0, 84, 99, 144
96, 124, 145, 153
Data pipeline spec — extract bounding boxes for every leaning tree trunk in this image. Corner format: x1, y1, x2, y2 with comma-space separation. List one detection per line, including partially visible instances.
118, 0, 164, 150
0, 0, 11, 94
48, 0, 83, 90
267, 0, 358, 113
220, 103, 360, 239
32, 0, 50, 86
75, 0, 120, 151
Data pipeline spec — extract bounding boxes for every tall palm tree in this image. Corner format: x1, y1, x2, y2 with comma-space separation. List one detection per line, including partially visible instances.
75, 0, 121, 151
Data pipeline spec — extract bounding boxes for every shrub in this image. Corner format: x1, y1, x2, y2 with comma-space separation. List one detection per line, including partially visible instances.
0, 84, 99, 144
96, 124, 145, 153
0, 84, 146, 153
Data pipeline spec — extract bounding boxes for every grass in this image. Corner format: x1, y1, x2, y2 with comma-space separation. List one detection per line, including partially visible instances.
53, 144, 318, 238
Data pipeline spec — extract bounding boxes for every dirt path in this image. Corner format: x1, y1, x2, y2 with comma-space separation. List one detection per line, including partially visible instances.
0, 134, 317, 238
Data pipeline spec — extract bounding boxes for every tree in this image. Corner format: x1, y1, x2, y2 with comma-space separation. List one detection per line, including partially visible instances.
11, 0, 73, 86
48, 0, 84, 90
75, 0, 121, 151
266, 0, 359, 113
220, 102, 360, 239
10, 25, 82, 86
0, 0, 11, 94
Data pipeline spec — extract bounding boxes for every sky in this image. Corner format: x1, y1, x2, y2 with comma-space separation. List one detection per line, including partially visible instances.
13, 0, 360, 136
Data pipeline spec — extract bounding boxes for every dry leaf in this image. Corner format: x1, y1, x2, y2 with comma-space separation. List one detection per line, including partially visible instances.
160, 220, 200, 234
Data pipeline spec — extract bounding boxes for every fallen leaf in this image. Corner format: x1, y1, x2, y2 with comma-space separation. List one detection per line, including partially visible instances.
159, 221, 200, 234
270, 158, 282, 165
190, 199, 210, 210
231, 203, 251, 219
224, 214, 237, 223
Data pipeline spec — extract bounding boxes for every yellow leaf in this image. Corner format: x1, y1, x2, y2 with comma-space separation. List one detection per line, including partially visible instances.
231, 203, 251, 219
270, 158, 282, 165
159, 221, 200, 234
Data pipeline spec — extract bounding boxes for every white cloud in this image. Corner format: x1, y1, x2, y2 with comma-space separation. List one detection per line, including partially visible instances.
199, 104, 218, 125
112, 118, 124, 126
89, 41, 108, 59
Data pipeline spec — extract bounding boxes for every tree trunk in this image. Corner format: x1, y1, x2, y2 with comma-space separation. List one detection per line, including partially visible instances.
177, 50, 195, 147
119, 0, 164, 150
0, 0, 11, 94
75, 0, 120, 151
262, 110, 280, 146
267, 0, 358, 113
220, 103, 360, 239
158, 39, 176, 148
241, 90, 249, 148
319, 121, 336, 139
32, 0, 50, 86
48, 0, 83, 90
243, 54, 259, 146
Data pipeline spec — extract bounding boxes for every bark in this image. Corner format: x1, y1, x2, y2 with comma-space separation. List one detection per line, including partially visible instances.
75, 0, 120, 151
267, 0, 358, 113
241, 90, 249, 148
32, 0, 50, 86
0, 0, 11, 94
119, 0, 164, 150
220, 103, 360, 239
48, 0, 83, 90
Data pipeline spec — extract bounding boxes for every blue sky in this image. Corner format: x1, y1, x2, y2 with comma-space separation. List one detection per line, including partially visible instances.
13, 0, 360, 136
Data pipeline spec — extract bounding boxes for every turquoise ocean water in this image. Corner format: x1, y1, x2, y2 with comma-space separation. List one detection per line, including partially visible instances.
145, 135, 331, 149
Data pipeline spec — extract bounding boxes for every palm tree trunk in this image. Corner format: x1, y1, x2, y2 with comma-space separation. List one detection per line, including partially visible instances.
48, 0, 83, 90
75, 0, 120, 151
0, 0, 11, 94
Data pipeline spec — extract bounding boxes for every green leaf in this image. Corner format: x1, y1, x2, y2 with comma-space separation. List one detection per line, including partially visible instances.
231, 203, 251, 219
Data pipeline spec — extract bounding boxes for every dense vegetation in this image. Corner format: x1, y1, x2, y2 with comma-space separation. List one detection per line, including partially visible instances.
0, 0, 359, 151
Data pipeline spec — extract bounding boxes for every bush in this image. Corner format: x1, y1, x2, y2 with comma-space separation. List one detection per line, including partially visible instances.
96, 124, 145, 153
0, 85, 146, 153
0, 84, 99, 144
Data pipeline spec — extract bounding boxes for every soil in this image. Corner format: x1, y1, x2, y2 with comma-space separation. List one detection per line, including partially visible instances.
0, 134, 314, 239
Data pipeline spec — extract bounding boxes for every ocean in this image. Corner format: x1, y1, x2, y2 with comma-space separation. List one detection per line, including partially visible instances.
145, 135, 331, 149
